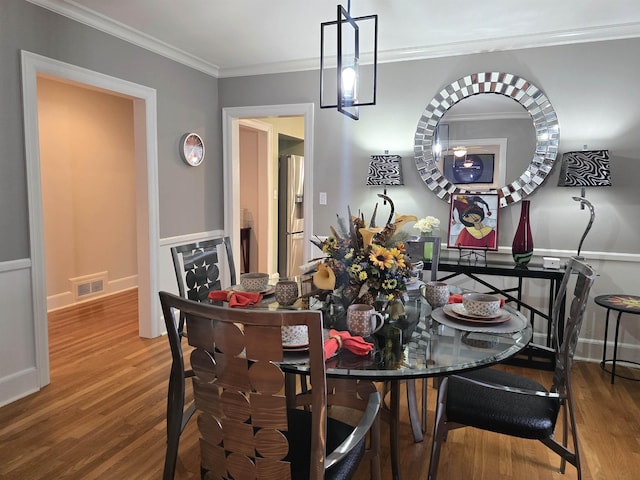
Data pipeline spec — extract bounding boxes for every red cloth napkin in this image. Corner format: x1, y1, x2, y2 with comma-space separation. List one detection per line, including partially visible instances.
448, 293, 505, 307
323, 329, 374, 359
448, 294, 463, 304
208, 290, 263, 307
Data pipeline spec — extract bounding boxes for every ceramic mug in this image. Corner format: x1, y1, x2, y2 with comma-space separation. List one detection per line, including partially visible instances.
423, 281, 450, 309
275, 280, 298, 306
347, 304, 384, 337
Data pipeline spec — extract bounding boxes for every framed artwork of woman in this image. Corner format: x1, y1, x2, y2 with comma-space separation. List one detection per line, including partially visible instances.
447, 193, 499, 251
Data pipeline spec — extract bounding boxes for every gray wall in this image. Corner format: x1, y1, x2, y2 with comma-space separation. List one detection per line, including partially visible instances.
4, 0, 637, 259
220, 39, 640, 256
2, 0, 640, 407
0, 0, 222, 262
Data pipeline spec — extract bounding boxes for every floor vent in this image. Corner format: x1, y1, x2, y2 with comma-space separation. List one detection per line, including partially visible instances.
70, 272, 108, 300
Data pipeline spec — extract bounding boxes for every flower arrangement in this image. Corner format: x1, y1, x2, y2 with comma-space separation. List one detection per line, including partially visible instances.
409, 215, 441, 261
311, 195, 416, 307
413, 215, 441, 235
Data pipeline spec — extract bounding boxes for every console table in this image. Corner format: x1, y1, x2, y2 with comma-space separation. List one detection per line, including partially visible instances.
436, 260, 566, 369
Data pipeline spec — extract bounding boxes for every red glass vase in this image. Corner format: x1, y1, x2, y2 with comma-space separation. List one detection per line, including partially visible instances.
512, 200, 533, 265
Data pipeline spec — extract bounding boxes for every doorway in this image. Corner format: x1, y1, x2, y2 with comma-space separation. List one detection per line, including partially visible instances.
238, 119, 273, 274
21, 51, 160, 388
223, 104, 314, 280
37, 76, 138, 311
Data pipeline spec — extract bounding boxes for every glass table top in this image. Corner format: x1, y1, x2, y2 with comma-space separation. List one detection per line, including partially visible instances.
278, 294, 532, 381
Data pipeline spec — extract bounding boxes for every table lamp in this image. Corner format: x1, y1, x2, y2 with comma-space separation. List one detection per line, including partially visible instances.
557, 149, 611, 258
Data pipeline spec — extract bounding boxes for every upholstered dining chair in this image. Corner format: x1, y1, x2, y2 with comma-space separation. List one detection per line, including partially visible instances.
406, 235, 442, 438
159, 291, 381, 480
163, 237, 237, 480
427, 256, 596, 480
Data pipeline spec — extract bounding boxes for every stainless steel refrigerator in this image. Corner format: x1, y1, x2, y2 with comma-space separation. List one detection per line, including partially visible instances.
278, 155, 304, 279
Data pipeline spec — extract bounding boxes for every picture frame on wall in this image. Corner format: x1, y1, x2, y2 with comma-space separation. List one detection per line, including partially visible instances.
447, 193, 499, 250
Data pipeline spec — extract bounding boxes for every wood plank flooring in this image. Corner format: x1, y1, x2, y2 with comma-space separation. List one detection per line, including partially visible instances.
1, 289, 639, 479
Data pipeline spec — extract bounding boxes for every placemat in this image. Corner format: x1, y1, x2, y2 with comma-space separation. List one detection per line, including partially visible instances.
431, 307, 528, 333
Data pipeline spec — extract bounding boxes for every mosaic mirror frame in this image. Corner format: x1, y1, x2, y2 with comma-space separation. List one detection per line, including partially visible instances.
414, 72, 560, 208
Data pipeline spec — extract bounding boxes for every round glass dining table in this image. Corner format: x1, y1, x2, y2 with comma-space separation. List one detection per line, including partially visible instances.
278, 293, 532, 480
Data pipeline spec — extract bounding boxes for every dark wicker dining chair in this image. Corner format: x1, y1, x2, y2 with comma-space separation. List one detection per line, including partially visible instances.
159, 291, 381, 480
427, 256, 596, 480
163, 237, 237, 480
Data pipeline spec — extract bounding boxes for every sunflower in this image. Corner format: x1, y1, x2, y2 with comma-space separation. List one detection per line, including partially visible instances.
348, 263, 363, 278
387, 247, 407, 269
382, 278, 398, 290
369, 244, 394, 270
322, 236, 339, 254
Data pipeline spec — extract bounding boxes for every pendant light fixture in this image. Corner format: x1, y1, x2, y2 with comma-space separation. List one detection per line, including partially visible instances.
320, 0, 378, 120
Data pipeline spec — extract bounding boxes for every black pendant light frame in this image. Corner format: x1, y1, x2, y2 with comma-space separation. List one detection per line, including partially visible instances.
320, 4, 378, 120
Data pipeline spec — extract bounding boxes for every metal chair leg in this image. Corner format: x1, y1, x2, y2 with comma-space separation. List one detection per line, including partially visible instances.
163, 367, 184, 480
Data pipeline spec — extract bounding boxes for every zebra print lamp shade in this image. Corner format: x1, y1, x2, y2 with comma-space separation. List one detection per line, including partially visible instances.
557, 150, 611, 187
366, 154, 403, 186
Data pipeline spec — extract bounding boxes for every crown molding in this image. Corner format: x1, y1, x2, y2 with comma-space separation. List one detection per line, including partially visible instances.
26, 0, 221, 77
26, 1, 640, 79
376, 22, 640, 65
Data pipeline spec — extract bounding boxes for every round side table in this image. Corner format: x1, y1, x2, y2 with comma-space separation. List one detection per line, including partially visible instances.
594, 294, 640, 384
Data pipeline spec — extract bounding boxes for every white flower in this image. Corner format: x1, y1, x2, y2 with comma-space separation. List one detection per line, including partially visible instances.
413, 216, 441, 233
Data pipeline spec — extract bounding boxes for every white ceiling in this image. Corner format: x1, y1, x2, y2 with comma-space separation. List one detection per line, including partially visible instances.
29, 0, 640, 78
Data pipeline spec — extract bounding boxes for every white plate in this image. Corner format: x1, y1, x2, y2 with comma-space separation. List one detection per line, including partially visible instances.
443, 304, 510, 325
432, 307, 527, 334
230, 284, 275, 296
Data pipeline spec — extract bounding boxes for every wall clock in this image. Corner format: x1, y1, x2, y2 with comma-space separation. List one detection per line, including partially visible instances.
180, 132, 205, 166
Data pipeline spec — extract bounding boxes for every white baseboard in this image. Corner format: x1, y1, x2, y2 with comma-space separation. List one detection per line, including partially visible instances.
47, 276, 138, 312
0, 367, 39, 409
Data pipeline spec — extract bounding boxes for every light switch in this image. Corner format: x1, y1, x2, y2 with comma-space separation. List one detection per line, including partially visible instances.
319, 192, 327, 205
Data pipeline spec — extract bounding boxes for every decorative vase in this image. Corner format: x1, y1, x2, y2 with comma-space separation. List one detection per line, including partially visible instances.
512, 200, 534, 265
420, 232, 433, 261
321, 293, 348, 330
377, 322, 403, 366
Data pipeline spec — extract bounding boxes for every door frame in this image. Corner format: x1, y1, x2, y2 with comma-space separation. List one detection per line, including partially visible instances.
21, 51, 161, 387
222, 104, 314, 278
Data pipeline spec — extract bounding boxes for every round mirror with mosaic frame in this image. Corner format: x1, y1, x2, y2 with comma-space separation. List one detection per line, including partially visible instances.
414, 72, 560, 208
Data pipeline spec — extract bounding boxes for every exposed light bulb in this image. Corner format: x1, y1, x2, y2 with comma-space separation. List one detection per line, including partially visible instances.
341, 60, 358, 105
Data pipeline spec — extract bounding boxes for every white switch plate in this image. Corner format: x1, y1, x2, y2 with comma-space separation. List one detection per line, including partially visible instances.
319, 192, 327, 205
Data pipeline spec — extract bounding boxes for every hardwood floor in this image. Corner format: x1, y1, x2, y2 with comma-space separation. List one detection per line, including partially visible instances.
1, 289, 639, 479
